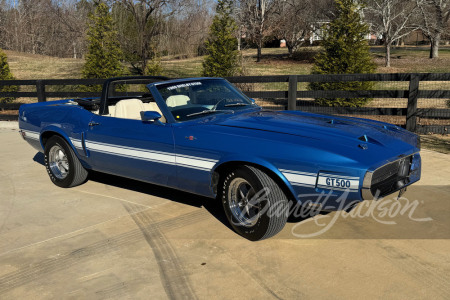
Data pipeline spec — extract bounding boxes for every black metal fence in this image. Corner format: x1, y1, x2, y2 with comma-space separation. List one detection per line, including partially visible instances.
1, 73, 449, 134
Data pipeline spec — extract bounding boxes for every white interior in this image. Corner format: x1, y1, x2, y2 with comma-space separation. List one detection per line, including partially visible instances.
166, 95, 190, 108
95, 98, 166, 123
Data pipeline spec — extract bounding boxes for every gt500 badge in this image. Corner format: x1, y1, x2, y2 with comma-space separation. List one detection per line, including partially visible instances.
325, 177, 351, 188
317, 173, 359, 191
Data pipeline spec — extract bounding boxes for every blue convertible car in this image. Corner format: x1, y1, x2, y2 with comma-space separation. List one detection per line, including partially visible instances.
19, 76, 421, 240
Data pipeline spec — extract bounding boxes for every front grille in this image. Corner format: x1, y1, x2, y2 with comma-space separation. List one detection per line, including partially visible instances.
371, 161, 401, 186
370, 156, 412, 197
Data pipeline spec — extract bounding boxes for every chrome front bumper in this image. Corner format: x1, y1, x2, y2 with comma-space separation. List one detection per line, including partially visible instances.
361, 153, 421, 200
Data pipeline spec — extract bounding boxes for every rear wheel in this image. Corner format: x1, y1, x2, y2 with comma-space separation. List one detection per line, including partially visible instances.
221, 165, 289, 241
44, 135, 88, 188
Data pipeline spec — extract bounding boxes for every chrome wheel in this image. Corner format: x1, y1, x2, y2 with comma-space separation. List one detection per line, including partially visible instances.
228, 178, 261, 227
48, 145, 69, 180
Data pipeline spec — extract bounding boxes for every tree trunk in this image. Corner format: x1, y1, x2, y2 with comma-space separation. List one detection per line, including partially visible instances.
287, 45, 294, 56
256, 44, 262, 62
237, 26, 241, 51
73, 42, 77, 59
430, 33, 441, 59
385, 42, 391, 67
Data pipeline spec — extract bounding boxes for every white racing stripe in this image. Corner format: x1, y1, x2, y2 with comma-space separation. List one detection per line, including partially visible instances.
20, 131, 361, 189
281, 168, 360, 192
282, 172, 316, 187
86, 141, 176, 165
176, 155, 216, 171
85, 140, 218, 171
70, 138, 83, 150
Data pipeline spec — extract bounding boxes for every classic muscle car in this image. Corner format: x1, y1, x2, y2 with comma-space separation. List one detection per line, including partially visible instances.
19, 76, 421, 240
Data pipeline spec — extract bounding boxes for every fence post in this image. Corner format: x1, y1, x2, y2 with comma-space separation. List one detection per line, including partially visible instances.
36, 80, 46, 102
288, 75, 298, 111
406, 74, 419, 132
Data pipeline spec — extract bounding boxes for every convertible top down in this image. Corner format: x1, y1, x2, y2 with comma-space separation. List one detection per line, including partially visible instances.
19, 76, 421, 240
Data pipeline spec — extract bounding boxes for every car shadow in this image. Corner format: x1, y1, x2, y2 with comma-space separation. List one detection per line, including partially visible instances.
32, 152, 231, 230
89, 171, 231, 230
33, 152, 45, 165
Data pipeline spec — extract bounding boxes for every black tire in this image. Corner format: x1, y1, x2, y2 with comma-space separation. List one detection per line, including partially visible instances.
44, 135, 88, 188
221, 165, 289, 241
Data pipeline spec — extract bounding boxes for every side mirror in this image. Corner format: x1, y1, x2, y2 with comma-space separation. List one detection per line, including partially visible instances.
141, 111, 162, 122
250, 98, 256, 104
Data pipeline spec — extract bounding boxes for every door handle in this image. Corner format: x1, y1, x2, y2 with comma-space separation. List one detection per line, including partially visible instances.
88, 121, 100, 127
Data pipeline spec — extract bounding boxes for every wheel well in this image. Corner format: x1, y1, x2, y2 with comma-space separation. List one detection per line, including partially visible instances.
41, 131, 66, 148
213, 161, 296, 202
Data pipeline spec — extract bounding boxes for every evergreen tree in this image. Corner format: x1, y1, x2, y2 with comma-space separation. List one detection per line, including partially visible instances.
202, 0, 240, 77
310, 0, 375, 107
82, 1, 123, 91
0, 49, 18, 103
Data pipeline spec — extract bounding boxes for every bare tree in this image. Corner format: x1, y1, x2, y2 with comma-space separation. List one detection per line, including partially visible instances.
271, 0, 335, 56
237, 0, 276, 62
159, 0, 213, 57
114, 0, 184, 74
0, 0, 92, 58
270, 0, 310, 55
416, 0, 450, 58
52, 0, 91, 58
366, 0, 420, 67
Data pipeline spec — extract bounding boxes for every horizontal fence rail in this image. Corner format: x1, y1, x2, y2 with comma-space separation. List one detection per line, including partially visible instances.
0, 73, 449, 134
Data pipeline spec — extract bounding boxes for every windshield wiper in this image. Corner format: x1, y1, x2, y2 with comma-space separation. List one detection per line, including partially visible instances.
224, 103, 249, 107
186, 110, 234, 117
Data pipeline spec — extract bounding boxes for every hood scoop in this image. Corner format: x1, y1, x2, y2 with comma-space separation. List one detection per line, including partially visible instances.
358, 134, 383, 146
358, 135, 368, 142
327, 119, 348, 125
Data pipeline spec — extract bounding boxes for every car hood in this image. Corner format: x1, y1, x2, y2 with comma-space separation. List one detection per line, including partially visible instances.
213, 110, 418, 149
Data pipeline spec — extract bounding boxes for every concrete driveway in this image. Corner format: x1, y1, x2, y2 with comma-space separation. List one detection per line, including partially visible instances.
0, 126, 449, 299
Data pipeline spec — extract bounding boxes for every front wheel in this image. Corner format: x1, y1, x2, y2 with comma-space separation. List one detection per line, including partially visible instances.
44, 135, 88, 188
221, 165, 289, 241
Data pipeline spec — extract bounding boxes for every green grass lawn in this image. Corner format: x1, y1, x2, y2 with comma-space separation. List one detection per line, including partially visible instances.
5, 50, 84, 79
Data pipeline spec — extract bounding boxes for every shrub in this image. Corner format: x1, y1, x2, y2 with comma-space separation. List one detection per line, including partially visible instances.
309, 0, 376, 107
144, 46, 163, 76
0, 49, 18, 103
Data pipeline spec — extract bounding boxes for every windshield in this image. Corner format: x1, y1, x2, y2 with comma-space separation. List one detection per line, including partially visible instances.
155, 79, 254, 121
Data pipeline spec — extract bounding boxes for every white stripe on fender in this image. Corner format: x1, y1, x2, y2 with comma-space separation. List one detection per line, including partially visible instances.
281, 169, 360, 191
279, 169, 316, 177
176, 153, 217, 163
319, 173, 359, 180
70, 138, 83, 149
282, 171, 316, 187
176, 155, 216, 170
